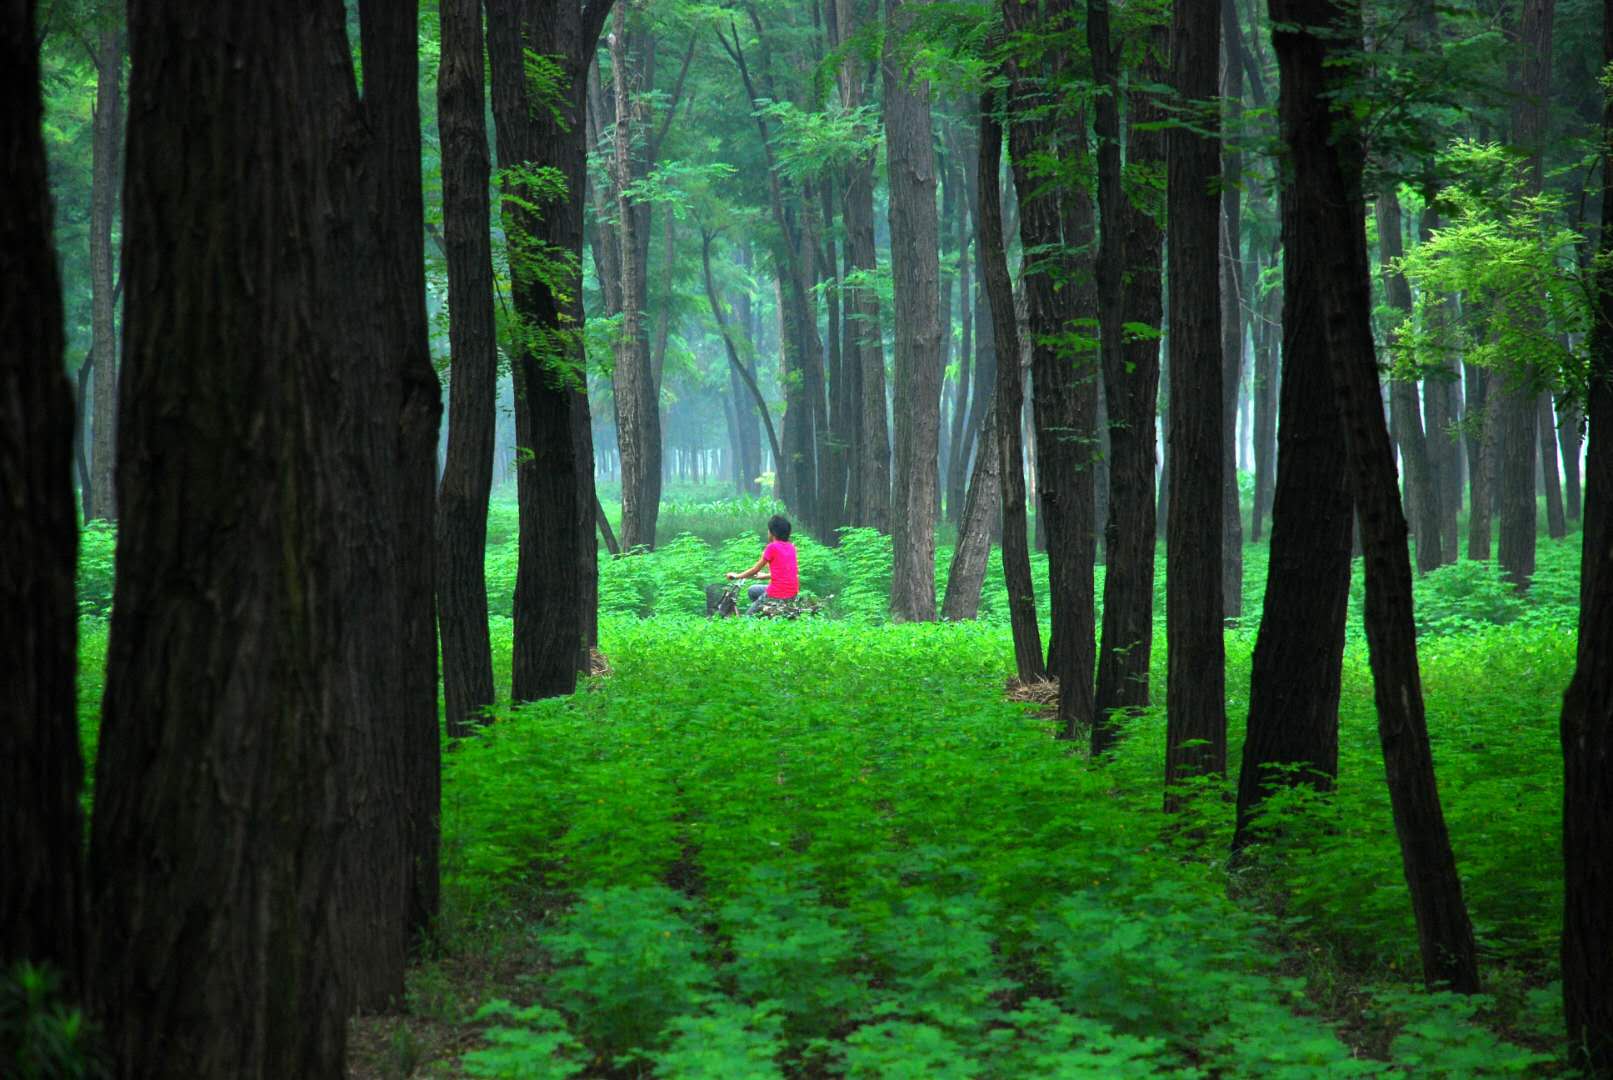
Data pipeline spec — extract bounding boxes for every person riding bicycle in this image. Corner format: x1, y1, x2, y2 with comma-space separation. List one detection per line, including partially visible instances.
726, 514, 799, 616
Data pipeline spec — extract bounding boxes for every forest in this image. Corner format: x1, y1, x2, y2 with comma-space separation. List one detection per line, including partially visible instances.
4, 0, 1613, 1075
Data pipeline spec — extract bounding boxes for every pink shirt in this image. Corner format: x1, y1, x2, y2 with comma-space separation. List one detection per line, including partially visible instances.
763, 540, 798, 598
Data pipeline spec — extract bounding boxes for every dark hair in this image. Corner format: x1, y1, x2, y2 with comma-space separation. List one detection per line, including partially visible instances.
768, 514, 792, 541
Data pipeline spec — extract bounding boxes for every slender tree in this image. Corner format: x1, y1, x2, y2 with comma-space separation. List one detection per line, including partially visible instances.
884, 0, 943, 620
87, 13, 120, 521
1, 0, 82, 990
1268, 0, 1479, 993
436, 0, 499, 737
1165, 0, 1226, 792
1219, 0, 1245, 622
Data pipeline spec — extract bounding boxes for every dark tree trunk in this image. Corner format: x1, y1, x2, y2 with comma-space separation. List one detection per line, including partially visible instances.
487, 0, 611, 700
1465, 359, 1494, 560
88, 21, 121, 522
821, 177, 853, 538
980, 89, 1046, 683
1005, 0, 1098, 737
610, 10, 662, 552
1498, 0, 1555, 588
1, 0, 82, 989
1562, 400, 1583, 522
1540, 392, 1566, 539
1220, 0, 1245, 622
1091, 5, 1165, 753
1165, 0, 1226, 791
436, 0, 498, 738
884, 0, 942, 621
1232, 125, 1354, 853
1268, 0, 1479, 994
74, 350, 93, 520
1376, 190, 1443, 572
1250, 262, 1279, 542
1419, 211, 1462, 566
946, 125, 978, 528
942, 401, 1001, 620
1562, 11, 1613, 1061
86, 2, 446, 1071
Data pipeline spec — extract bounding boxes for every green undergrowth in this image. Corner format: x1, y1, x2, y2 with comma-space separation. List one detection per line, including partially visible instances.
437, 609, 1571, 1076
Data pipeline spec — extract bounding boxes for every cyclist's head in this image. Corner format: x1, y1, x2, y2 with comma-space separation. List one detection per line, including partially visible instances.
768, 514, 792, 541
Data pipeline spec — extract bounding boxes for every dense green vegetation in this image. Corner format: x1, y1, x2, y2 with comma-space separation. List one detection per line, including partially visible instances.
49, 493, 1575, 1076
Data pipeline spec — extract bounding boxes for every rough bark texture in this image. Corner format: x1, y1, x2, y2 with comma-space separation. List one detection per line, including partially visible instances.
946, 122, 980, 527
980, 90, 1047, 682
1165, 0, 1226, 790
87, 3, 445, 1071
1091, 8, 1165, 753
884, 0, 942, 621
1498, 0, 1556, 588
436, 0, 498, 738
88, 21, 120, 521
1004, 0, 1098, 736
1465, 358, 1494, 559
1269, 0, 1479, 994
1233, 128, 1354, 851
941, 401, 1001, 620
1, 0, 82, 989
1562, 6, 1613, 1061
487, 0, 611, 700
1376, 191, 1442, 572
1419, 210, 1462, 566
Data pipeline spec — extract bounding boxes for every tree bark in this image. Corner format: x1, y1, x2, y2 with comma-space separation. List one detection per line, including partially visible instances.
1562, 10, 1613, 1064
1004, 0, 1098, 737
88, 20, 121, 522
1540, 391, 1566, 539
1562, 400, 1583, 522
1165, 0, 1226, 791
88, 2, 446, 1070
1, 0, 82, 990
436, 0, 498, 738
884, 0, 942, 621
1220, 0, 1245, 622
1250, 259, 1279, 542
1419, 209, 1463, 566
1091, 4, 1165, 753
942, 400, 1001, 620
487, 0, 611, 700
980, 89, 1046, 683
1269, 0, 1479, 994
1466, 358, 1494, 560
1376, 190, 1443, 572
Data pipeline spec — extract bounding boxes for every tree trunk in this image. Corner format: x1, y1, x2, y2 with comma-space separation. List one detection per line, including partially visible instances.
942, 401, 1001, 620
88, 2, 446, 1070
884, 0, 942, 621
1466, 358, 1494, 559
1498, 0, 1555, 588
88, 21, 121, 522
487, 0, 610, 700
946, 122, 979, 528
1269, 0, 1479, 994
1540, 392, 1566, 539
820, 178, 852, 539
1005, 0, 1098, 737
1165, 0, 1226, 792
1091, 4, 1165, 753
1, 0, 82, 989
74, 350, 93, 520
1376, 190, 1443, 572
980, 89, 1046, 683
1562, 400, 1584, 522
1562, 11, 1613, 1062
1250, 261, 1279, 542
1220, 1, 1245, 622
703, 230, 786, 488
436, 0, 498, 738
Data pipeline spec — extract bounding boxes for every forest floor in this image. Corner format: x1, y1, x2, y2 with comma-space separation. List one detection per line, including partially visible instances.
342, 566, 1576, 1078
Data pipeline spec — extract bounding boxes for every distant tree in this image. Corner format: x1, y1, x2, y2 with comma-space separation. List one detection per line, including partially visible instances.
1561, 3, 1613, 1065
436, 0, 499, 737
487, 0, 613, 699
1, 0, 82, 990
885, 0, 943, 621
1267, 0, 1478, 994
979, 85, 1046, 682
1164, 0, 1226, 793
87, 9, 119, 522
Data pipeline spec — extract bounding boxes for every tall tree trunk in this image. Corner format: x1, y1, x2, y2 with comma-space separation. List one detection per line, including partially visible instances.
1562, 399, 1583, 522
1562, 10, 1613, 1064
611, 7, 662, 551
820, 178, 852, 538
942, 401, 1001, 619
1091, 4, 1165, 753
1466, 359, 1494, 559
87, 2, 447, 1070
1540, 392, 1567, 539
88, 20, 121, 522
1420, 211, 1463, 565
74, 352, 93, 522
436, 0, 498, 737
1250, 260, 1280, 542
1376, 190, 1443, 572
1498, 0, 1555, 588
947, 122, 979, 527
1220, 0, 1245, 622
1, 0, 82, 989
1269, 0, 1479, 994
884, 0, 942, 620
487, 0, 610, 699
1165, 0, 1226, 792
980, 88, 1047, 682
1005, 0, 1098, 737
